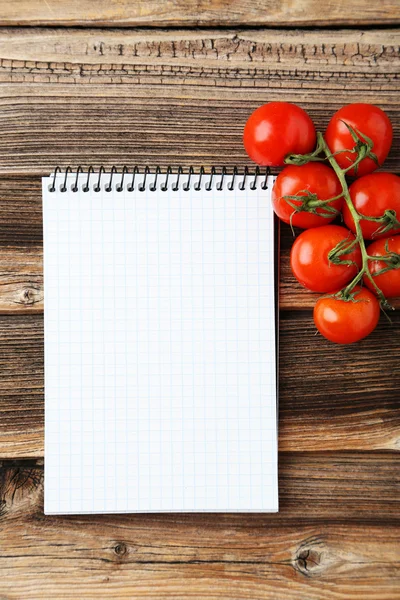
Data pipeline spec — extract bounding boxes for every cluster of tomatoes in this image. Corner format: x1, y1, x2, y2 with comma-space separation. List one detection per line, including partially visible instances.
243, 102, 399, 344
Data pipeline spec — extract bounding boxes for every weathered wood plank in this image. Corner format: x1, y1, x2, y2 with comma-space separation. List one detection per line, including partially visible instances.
0, 178, 400, 313
0, 245, 43, 313
0, 0, 399, 27
0, 460, 399, 599
0, 29, 398, 175
0, 313, 398, 458
1, 28, 399, 67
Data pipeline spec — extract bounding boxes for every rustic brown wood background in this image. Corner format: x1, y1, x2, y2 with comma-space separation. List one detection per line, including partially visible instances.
0, 1, 399, 598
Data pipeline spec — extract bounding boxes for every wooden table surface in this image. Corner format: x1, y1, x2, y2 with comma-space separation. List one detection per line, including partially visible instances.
0, 2, 399, 598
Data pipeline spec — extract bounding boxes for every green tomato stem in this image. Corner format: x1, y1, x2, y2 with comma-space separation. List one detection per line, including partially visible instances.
315, 132, 388, 305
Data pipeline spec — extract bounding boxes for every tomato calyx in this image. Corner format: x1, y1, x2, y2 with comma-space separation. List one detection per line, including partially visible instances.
284, 134, 326, 166
282, 189, 342, 233
283, 190, 342, 216
357, 208, 400, 238
326, 288, 367, 304
328, 236, 359, 267
369, 240, 400, 277
338, 280, 394, 314
337, 122, 379, 176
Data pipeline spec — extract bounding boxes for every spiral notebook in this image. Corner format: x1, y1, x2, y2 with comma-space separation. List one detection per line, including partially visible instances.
43, 167, 278, 514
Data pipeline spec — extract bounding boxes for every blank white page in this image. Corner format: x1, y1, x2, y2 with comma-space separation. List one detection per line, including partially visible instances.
43, 171, 278, 514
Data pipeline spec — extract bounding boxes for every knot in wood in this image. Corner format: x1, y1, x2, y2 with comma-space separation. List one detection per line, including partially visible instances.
20, 286, 39, 305
295, 546, 323, 577
114, 542, 127, 557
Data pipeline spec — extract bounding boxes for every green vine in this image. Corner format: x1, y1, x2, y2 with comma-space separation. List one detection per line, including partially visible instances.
284, 129, 399, 311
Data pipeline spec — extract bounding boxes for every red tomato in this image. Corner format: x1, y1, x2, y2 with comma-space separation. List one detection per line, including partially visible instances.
272, 163, 343, 228
243, 102, 316, 166
343, 173, 400, 240
314, 286, 380, 344
365, 235, 400, 298
325, 104, 393, 177
290, 225, 362, 292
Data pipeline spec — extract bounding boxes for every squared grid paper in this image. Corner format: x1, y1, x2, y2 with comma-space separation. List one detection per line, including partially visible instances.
42, 172, 278, 514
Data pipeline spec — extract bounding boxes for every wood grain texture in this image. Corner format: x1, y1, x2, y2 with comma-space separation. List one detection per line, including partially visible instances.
0, 313, 398, 458
0, 0, 399, 27
0, 458, 399, 599
0, 25, 399, 599
0, 29, 399, 175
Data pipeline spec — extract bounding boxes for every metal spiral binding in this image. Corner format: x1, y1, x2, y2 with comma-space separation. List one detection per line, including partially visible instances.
49, 166, 271, 193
